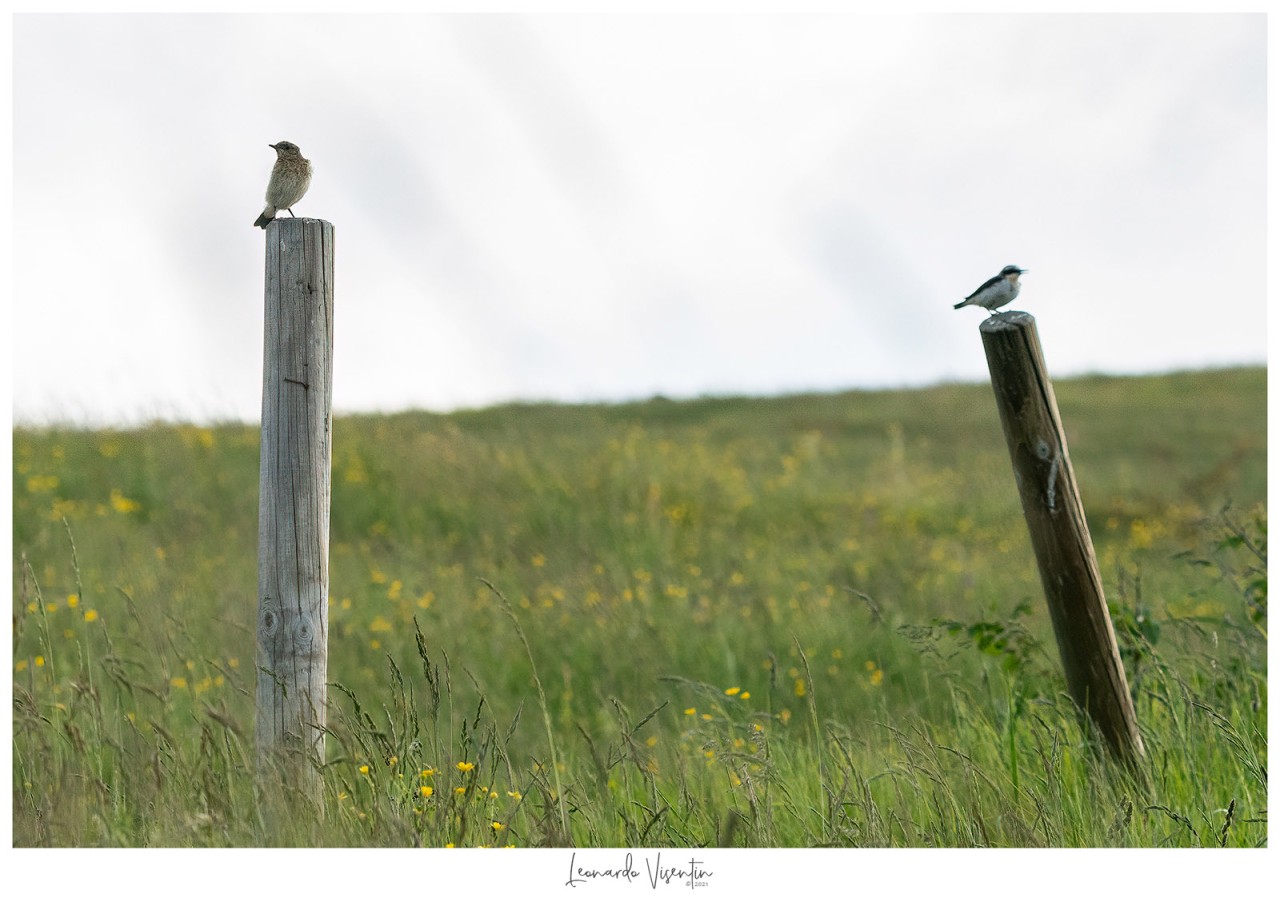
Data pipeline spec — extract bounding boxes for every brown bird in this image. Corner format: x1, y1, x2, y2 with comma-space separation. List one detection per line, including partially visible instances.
253, 141, 312, 229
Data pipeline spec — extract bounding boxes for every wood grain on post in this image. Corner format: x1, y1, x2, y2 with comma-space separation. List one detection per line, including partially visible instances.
256, 218, 335, 800
979, 311, 1145, 768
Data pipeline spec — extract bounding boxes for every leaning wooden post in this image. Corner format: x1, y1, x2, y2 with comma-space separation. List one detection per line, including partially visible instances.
979, 311, 1144, 768
256, 217, 335, 803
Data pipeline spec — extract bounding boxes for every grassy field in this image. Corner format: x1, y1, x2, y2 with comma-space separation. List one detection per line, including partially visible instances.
11, 367, 1266, 848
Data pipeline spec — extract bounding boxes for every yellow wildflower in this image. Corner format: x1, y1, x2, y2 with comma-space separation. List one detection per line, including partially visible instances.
109, 489, 140, 513
27, 474, 59, 493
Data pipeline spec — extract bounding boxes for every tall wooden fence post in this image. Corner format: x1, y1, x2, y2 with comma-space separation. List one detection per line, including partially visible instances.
256, 217, 335, 803
979, 311, 1145, 769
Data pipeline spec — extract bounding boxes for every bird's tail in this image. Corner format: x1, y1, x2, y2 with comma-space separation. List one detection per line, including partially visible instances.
953, 299, 968, 309
254, 207, 276, 229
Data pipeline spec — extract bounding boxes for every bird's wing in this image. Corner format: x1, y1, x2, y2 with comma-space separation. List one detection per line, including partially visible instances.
963, 273, 1002, 300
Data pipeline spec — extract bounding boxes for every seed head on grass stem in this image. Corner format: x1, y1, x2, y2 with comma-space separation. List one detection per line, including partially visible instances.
479, 578, 570, 844
793, 636, 831, 843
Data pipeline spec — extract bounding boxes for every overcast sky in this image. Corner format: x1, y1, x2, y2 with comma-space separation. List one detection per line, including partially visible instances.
10, 11, 1268, 425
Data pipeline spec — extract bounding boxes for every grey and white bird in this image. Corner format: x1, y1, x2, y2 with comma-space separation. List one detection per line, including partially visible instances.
953, 265, 1027, 314
253, 141, 312, 229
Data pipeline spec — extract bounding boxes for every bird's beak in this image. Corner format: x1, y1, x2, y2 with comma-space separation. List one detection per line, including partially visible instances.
268, 143, 277, 150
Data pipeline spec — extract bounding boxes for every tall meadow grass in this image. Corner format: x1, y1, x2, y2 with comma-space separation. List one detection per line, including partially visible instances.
11, 368, 1266, 847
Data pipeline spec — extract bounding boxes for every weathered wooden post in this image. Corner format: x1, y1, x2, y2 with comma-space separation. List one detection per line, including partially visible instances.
256, 217, 335, 802
979, 311, 1144, 768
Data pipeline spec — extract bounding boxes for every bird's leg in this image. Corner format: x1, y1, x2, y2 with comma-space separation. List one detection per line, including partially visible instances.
287, 208, 296, 218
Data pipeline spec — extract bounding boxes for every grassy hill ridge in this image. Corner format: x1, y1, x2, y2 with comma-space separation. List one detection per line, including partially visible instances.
12, 366, 1267, 847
